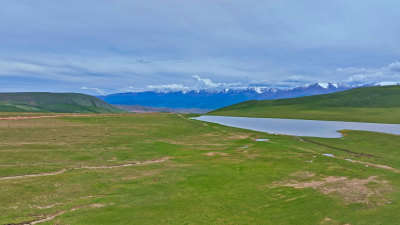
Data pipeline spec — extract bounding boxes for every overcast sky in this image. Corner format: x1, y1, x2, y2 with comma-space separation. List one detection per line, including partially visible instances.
1, 0, 400, 94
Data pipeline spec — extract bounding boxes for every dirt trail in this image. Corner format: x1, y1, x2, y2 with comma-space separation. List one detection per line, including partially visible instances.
0, 169, 68, 180
10, 204, 107, 225
291, 145, 400, 173
177, 114, 186, 119
0, 115, 92, 120
0, 157, 172, 180
352, 160, 400, 173
296, 137, 380, 158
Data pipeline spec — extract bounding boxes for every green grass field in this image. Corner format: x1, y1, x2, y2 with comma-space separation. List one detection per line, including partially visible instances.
1, 113, 400, 224
210, 86, 400, 124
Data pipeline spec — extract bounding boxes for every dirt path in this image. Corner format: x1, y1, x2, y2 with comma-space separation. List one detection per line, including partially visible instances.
352, 160, 400, 173
0, 169, 68, 180
0, 115, 92, 120
290, 145, 400, 173
296, 137, 380, 158
177, 114, 185, 119
0, 157, 172, 180
0, 113, 170, 121
9, 204, 107, 225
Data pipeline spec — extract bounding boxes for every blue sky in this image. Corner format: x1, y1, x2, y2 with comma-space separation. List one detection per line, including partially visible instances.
1, 0, 400, 94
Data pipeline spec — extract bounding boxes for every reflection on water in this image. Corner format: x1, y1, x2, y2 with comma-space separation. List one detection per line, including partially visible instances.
193, 116, 400, 138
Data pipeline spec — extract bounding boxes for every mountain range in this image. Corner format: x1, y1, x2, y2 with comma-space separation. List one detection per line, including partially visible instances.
99, 82, 399, 111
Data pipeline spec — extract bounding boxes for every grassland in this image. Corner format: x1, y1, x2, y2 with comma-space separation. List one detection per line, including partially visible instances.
1, 113, 400, 224
210, 86, 400, 124
0, 92, 122, 113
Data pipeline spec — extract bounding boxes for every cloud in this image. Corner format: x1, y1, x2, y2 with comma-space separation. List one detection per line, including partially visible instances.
141, 75, 244, 92
147, 84, 189, 91
336, 61, 400, 84
193, 75, 219, 89
1, 0, 400, 92
192, 75, 243, 89
388, 61, 400, 72
249, 75, 315, 88
80, 87, 107, 95
136, 59, 150, 64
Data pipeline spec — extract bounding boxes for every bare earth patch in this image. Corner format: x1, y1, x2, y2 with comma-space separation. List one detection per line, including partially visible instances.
30, 203, 63, 210
320, 217, 352, 225
0, 157, 172, 180
226, 133, 251, 140
204, 152, 229, 156
276, 173, 392, 205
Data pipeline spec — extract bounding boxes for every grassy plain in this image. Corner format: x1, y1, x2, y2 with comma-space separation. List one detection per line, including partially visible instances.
1, 113, 400, 224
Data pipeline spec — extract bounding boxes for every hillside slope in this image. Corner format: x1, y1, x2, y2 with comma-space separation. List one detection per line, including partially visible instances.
209, 86, 400, 124
0, 92, 123, 113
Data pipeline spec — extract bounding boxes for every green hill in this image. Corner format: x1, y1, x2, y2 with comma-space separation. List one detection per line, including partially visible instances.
0, 92, 123, 113
209, 85, 400, 124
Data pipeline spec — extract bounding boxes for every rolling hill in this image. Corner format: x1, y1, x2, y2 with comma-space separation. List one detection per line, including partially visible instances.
0, 92, 123, 113
209, 85, 400, 124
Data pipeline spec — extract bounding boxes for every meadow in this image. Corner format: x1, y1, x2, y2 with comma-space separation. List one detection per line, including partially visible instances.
1, 113, 400, 224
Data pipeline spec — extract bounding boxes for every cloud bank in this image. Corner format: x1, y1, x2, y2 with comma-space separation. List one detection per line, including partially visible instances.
0, 0, 400, 94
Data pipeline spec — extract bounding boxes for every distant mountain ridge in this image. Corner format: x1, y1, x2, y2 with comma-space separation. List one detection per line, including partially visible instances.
0, 92, 122, 113
100, 82, 396, 110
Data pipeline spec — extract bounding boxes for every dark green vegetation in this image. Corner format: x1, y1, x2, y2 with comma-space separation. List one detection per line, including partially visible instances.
1, 113, 400, 224
0, 92, 123, 113
210, 85, 400, 124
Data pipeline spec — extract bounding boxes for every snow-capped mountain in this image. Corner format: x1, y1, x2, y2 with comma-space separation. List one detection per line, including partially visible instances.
98, 82, 396, 110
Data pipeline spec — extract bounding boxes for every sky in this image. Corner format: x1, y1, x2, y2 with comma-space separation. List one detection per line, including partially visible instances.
1, 0, 400, 95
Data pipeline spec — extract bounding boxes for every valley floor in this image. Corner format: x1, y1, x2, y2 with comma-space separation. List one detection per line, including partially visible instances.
1, 113, 400, 224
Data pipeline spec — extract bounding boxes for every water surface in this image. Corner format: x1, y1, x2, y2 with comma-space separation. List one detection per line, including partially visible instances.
194, 116, 400, 138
